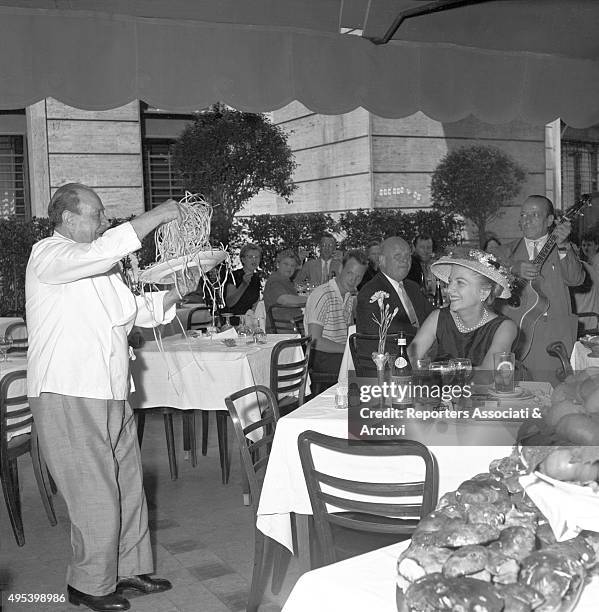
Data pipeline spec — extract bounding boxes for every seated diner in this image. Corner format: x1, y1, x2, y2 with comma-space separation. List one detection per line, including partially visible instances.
408, 248, 516, 370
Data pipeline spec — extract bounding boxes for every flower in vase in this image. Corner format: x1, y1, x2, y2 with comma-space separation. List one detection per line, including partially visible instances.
370, 291, 398, 355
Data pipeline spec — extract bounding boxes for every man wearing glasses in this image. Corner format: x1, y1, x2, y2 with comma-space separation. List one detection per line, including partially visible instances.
497, 195, 583, 383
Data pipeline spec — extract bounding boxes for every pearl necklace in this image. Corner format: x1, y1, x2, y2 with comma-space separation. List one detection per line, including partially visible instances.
453, 308, 491, 333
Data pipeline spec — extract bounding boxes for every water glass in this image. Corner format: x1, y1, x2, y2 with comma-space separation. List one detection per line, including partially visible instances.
429, 361, 455, 387
494, 352, 515, 393
0, 338, 12, 361
237, 315, 251, 342
220, 313, 234, 332
449, 358, 473, 386
205, 324, 218, 341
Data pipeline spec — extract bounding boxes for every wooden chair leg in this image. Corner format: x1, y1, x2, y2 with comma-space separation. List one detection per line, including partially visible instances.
182, 410, 198, 467
216, 410, 230, 484
247, 527, 268, 612
241, 448, 251, 506
1, 457, 25, 546
182, 412, 190, 452
31, 431, 57, 526
136, 410, 146, 447
8, 458, 20, 516
201, 411, 209, 456
270, 543, 291, 595
163, 412, 178, 481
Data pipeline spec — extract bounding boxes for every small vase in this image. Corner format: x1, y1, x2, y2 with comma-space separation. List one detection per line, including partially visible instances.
372, 351, 389, 383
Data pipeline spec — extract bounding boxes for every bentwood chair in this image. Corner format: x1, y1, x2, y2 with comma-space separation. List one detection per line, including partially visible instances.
297, 431, 438, 567
225, 385, 288, 612
546, 341, 574, 382
4, 321, 28, 353
267, 305, 302, 334
292, 315, 305, 336
269, 336, 311, 417
1, 370, 56, 546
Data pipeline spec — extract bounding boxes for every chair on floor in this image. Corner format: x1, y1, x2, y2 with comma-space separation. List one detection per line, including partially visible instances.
4, 321, 28, 353
269, 336, 311, 417
225, 385, 288, 612
136, 408, 197, 481
348, 332, 414, 377
267, 304, 302, 334
297, 430, 438, 567
1, 370, 56, 546
546, 341, 574, 382
292, 315, 305, 336
186, 305, 212, 331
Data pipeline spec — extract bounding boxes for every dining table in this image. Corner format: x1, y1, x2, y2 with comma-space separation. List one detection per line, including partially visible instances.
571, 339, 599, 372
281, 539, 599, 611
256, 379, 552, 568
129, 332, 304, 423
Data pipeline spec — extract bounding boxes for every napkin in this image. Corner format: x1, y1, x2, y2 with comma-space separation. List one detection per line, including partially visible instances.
519, 472, 599, 541
213, 328, 238, 339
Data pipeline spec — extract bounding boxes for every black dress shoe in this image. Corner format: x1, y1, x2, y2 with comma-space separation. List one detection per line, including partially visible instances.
67, 585, 130, 611
116, 574, 172, 594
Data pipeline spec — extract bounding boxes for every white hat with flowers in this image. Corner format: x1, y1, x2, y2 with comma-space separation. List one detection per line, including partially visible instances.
431, 248, 513, 299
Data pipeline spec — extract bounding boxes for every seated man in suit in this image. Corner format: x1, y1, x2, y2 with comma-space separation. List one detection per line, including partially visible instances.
295, 233, 341, 286
357, 236, 433, 337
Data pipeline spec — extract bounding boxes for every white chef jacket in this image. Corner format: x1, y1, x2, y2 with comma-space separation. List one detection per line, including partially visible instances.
26, 222, 176, 400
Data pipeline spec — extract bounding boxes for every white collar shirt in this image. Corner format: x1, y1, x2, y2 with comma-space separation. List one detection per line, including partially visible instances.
26, 222, 176, 400
382, 272, 419, 327
524, 235, 549, 260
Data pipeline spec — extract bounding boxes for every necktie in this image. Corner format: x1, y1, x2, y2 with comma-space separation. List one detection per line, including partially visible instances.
397, 283, 419, 328
322, 260, 329, 284
531, 241, 538, 262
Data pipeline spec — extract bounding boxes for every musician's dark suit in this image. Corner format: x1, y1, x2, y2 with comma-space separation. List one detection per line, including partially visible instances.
356, 272, 433, 337
497, 239, 584, 383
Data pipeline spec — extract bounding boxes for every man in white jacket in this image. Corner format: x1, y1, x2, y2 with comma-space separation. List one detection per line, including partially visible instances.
26, 183, 197, 612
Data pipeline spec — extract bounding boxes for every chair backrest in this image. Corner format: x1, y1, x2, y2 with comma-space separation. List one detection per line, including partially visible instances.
269, 336, 312, 407
4, 322, 28, 352
0, 370, 32, 448
546, 340, 574, 382
267, 304, 302, 334
349, 333, 414, 377
186, 305, 212, 330
292, 315, 305, 336
297, 430, 439, 565
224, 385, 280, 511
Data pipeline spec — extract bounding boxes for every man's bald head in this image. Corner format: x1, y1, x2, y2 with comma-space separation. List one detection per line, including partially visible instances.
379, 237, 412, 282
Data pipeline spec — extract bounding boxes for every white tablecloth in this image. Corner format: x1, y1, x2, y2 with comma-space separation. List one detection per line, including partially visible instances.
0, 355, 30, 441
257, 381, 551, 552
0, 317, 27, 340
338, 324, 356, 382
130, 334, 302, 414
282, 540, 599, 612
571, 341, 599, 371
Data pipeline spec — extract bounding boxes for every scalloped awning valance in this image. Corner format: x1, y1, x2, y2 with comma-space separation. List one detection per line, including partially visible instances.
1, 1, 598, 127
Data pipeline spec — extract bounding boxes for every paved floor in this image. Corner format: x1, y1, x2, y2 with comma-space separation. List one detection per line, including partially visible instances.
0, 411, 303, 612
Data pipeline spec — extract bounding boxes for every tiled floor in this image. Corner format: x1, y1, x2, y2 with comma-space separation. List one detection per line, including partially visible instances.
0, 411, 303, 611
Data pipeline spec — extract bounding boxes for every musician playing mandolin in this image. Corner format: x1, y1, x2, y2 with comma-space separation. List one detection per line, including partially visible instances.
408, 249, 516, 374
496, 195, 584, 384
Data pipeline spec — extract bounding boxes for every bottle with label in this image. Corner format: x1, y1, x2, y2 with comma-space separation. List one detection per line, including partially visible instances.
392, 332, 412, 407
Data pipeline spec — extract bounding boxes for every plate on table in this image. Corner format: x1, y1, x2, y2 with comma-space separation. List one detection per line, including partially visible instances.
138, 250, 227, 284
487, 385, 534, 400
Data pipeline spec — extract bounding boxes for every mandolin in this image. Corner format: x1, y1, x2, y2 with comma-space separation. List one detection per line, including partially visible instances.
501, 194, 591, 361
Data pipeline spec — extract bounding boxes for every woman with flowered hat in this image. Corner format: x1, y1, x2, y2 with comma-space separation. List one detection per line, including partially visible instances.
408, 248, 517, 370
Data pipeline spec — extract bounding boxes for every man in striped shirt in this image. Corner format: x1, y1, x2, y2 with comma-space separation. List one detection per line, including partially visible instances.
304, 250, 367, 387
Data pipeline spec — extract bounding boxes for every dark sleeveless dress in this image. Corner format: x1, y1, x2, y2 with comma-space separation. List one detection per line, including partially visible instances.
435, 308, 509, 367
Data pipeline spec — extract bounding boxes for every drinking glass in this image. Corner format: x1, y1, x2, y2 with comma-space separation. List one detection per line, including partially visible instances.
412, 357, 431, 391
494, 352, 515, 393
0, 338, 12, 362
253, 317, 267, 344
237, 315, 251, 342
205, 315, 218, 341
449, 358, 473, 386
429, 361, 455, 387
220, 313, 234, 332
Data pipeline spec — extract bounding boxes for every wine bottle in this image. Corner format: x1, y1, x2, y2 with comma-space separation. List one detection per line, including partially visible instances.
392, 332, 412, 408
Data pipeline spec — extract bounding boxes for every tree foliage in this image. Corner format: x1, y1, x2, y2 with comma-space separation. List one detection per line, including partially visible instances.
431, 145, 525, 246
172, 103, 297, 244
337, 208, 463, 253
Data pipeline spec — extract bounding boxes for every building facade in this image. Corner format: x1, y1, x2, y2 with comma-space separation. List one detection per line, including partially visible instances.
0, 98, 596, 243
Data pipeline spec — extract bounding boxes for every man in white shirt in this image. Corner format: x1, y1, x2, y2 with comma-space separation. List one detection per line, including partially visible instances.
497, 195, 584, 383
304, 250, 367, 389
26, 183, 198, 612
295, 233, 342, 286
